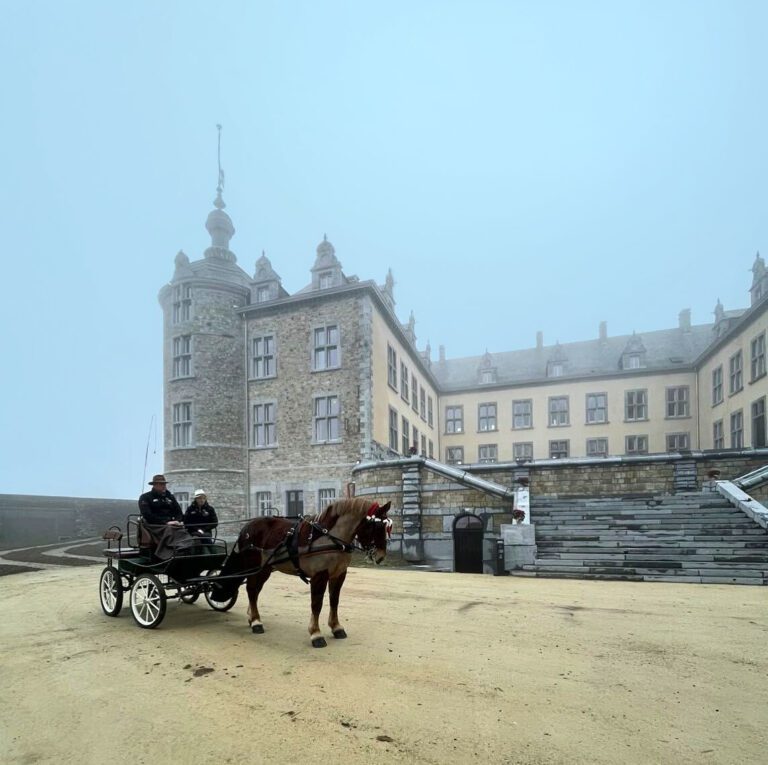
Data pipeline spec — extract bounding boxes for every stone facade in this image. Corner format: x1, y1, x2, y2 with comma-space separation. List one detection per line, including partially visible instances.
159, 188, 768, 530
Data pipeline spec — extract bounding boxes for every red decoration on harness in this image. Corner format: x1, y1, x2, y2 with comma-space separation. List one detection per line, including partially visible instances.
366, 502, 380, 517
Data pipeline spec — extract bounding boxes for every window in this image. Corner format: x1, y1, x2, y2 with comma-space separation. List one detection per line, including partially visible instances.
513, 442, 533, 461
586, 438, 608, 457
478, 403, 497, 432
428, 439, 434, 458
548, 362, 563, 378
252, 335, 275, 379
172, 402, 192, 447
586, 393, 607, 424
731, 410, 744, 448
172, 284, 192, 323
478, 444, 497, 463
252, 402, 276, 447
666, 433, 689, 451
318, 271, 333, 289
313, 395, 340, 442
446, 446, 464, 464
318, 488, 336, 507
513, 399, 533, 429
625, 435, 648, 455
172, 335, 192, 378
730, 351, 743, 394
286, 490, 304, 516
420, 388, 426, 421
411, 375, 419, 412
387, 345, 397, 389
401, 417, 410, 455
255, 285, 270, 303
420, 434, 427, 456
752, 397, 766, 448
548, 397, 569, 427
412, 426, 419, 452
666, 386, 690, 418
400, 362, 409, 401
175, 492, 190, 506
751, 333, 766, 381
712, 366, 723, 406
313, 325, 339, 371
625, 389, 648, 421
255, 491, 273, 516
626, 354, 642, 369
480, 369, 496, 384
713, 420, 724, 449
427, 396, 434, 427
445, 406, 463, 433
549, 440, 569, 459
388, 407, 398, 451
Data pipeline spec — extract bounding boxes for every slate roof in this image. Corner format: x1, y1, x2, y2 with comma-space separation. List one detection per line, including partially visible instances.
432, 319, 746, 392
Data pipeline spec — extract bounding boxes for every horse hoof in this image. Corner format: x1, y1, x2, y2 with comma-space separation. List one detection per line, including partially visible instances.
332, 629, 347, 639
311, 637, 327, 648
251, 624, 265, 634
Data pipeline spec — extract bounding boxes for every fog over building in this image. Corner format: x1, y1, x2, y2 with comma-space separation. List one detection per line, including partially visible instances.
159, 177, 768, 520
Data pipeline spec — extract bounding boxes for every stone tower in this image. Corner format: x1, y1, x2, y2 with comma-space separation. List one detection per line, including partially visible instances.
157, 179, 251, 518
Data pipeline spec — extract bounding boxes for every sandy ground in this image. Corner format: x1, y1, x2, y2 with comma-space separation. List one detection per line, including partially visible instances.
1, 564, 767, 765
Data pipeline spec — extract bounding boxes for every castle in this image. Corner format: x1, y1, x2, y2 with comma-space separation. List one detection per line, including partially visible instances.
159, 181, 768, 520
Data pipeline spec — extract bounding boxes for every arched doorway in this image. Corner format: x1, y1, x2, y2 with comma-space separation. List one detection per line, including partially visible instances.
453, 513, 484, 573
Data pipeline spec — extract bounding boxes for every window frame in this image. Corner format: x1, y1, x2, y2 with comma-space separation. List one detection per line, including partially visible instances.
731, 409, 744, 448
512, 399, 533, 430
251, 400, 277, 448
548, 396, 570, 427
445, 405, 463, 434
478, 444, 498, 464
729, 350, 743, 395
586, 437, 608, 457
751, 332, 766, 382
712, 365, 723, 406
665, 432, 690, 452
446, 446, 464, 465
251, 334, 276, 380
312, 394, 341, 443
713, 419, 724, 449
585, 392, 607, 424
387, 344, 397, 390
312, 324, 340, 372
172, 334, 192, 379
478, 402, 498, 432
665, 386, 690, 419
625, 435, 648, 455
549, 439, 569, 459
513, 442, 533, 461
625, 389, 648, 422
172, 401, 193, 448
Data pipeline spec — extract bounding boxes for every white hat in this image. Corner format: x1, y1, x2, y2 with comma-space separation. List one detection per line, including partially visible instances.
194, 489, 207, 498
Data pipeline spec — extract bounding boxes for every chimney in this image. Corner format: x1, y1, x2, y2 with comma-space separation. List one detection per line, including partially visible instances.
536, 331, 543, 350
679, 308, 691, 332
438, 345, 446, 363
599, 321, 607, 342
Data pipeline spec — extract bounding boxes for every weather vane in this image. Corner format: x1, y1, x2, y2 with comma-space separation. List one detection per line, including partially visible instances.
214, 123, 226, 209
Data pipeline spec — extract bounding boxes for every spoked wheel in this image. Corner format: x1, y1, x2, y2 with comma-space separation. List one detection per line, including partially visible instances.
179, 586, 200, 604
204, 571, 238, 612
99, 566, 123, 617
130, 574, 167, 628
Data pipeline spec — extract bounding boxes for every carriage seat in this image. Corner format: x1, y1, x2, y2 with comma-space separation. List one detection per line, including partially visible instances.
136, 519, 157, 553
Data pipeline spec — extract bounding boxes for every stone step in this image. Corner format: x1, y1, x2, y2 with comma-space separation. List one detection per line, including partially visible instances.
537, 551, 768, 562
518, 566, 765, 585
532, 557, 768, 573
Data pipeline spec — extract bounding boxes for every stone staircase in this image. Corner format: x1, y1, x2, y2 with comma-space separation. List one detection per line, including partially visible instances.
521, 493, 768, 585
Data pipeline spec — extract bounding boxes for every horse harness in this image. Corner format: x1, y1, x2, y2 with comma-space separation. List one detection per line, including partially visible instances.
236, 516, 373, 584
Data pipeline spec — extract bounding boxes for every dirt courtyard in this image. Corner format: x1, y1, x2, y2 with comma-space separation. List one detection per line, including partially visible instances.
1, 565, 766, 765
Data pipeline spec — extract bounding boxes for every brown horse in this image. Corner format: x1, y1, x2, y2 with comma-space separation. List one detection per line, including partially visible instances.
216, 498, 392, 647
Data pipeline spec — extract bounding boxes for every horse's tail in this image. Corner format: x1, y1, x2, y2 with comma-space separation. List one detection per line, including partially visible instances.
213, 530, 247, 598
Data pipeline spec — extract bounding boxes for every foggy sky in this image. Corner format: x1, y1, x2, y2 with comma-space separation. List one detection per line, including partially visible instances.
1, 1, 767, 498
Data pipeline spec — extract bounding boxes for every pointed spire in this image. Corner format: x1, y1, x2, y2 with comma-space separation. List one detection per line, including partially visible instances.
214, 123, 226, 210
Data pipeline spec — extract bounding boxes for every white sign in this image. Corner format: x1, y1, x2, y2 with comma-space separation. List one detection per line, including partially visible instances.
514, 487, 530, 524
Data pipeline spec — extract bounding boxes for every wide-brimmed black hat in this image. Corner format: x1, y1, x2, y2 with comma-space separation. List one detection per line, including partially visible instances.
148, 474, 168, 485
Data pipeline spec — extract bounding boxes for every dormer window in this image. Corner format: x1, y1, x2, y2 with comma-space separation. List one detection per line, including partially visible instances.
256, 285, 270, 303
480, 368, 497, 384
548, 362, 563, 378
318, 271, 334, 289
626, 354, 642, 369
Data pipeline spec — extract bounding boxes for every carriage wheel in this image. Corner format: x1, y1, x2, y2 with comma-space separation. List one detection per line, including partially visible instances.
179, 586, 200, 604
204, 571, 238, 612
99, 566, 123, 617
130, 574, 167, 628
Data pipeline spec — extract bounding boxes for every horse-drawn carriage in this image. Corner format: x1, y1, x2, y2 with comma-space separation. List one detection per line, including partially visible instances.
98, 515, 238, 629
98, 498, 392, 645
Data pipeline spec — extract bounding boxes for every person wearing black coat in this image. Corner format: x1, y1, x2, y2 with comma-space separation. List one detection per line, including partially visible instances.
184, 489, 218, 541
138, 474, 196, 560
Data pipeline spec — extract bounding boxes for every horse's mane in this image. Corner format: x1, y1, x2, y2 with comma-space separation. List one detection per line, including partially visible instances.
315, 497, 372, 527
